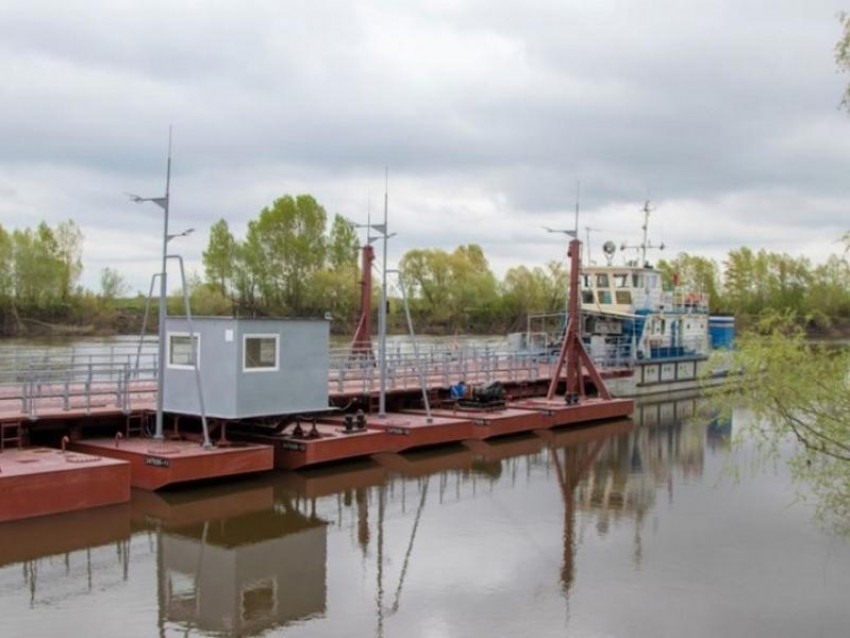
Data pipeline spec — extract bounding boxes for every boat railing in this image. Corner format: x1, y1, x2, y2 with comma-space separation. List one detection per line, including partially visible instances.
0, 359, 159, 420
585, 333, 707, 369
327, 344, 555, 394
661, 290, 710, 313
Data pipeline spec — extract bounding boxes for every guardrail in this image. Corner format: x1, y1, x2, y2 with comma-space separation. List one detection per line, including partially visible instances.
1, 336, 650, 420
1, 363, 158, 420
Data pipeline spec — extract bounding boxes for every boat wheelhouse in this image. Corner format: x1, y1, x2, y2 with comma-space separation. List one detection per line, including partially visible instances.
515, 201, 733, 398
580, 263, 711, 365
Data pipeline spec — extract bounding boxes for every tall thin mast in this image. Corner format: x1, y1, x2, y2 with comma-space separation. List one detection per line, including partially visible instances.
378, 167, 389, 418
154, 129, 172, 440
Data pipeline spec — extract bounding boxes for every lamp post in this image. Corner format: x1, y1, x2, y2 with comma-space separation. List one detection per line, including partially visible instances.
355, 171, 395, 418
127, 133, 195, 441
544, 226, 579, 322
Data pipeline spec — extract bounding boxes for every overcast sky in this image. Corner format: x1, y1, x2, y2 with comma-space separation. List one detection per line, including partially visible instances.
2, 0, 850, 292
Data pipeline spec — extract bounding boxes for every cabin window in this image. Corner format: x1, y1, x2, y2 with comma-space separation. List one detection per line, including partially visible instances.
582, 274, 591, 288
660, 319, 666, 335
651, 274, 660, 289
168, 333, 200, 369
632, 274, 643, 288
598, 290, 612, 304
241, 577, 277, 623
614, 274, 629, 288
582, 290, 595, 304
244, 334, 280, 372
615, 291, 632, 305
596, 274, 610, 288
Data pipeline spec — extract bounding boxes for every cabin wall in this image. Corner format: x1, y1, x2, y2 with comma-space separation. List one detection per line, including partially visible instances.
163, 317, 238, 418
235, 319, 330, 418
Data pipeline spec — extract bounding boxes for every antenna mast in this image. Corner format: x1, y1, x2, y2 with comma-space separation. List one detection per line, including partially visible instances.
621, 200, 665, 267
640, 200, 650, 266
574, 181, 581, 235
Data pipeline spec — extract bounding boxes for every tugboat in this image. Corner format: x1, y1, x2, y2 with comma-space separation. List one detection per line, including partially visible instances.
512, 201, 735, 398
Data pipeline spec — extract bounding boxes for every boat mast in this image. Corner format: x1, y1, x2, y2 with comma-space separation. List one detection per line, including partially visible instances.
640, 200, 650, 267
621, 200, 664, 267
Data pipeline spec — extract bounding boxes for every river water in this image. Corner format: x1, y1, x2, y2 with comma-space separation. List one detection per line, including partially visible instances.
1, 396, 848, 637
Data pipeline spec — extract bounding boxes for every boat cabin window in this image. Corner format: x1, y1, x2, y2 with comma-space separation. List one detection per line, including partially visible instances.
596, 274, 609, 288
615, 291, 632, 305
614, 274, 629, 288
582, 290, 595, 304
243, 334, 280, 372
582, 273, 591, 288
651, 274, 660, 289
598, 290, 612, 304
168, 333, 200, 369
632, 274, 643, 288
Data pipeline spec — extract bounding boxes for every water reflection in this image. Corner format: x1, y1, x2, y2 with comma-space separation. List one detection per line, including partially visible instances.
5, 397, 849, 638
138, 487, 327, 636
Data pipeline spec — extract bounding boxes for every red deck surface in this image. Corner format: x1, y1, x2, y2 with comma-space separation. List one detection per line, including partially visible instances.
70, 438, 273, 490
0, 447, 130, 523
245, 423, 391, 470
409, 406, 550, 439
330, 412, 476, 452
509, 396, 635, 427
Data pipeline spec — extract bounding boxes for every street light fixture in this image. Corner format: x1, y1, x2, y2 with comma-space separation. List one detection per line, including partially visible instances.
352, 169, 395, 417
167, 228, 194, 243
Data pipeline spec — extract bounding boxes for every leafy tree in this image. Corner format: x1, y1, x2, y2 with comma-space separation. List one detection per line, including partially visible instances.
202, 218, 236, 297
327, 214, 359, 271
709, 314, 850, 534
99, 267, 128, 300
0, 224, 12, 302
836, 12, 850, 109
54, 220, 83, 302
657, 253, 721, 307
244, 194, 327, 314
399, 244, 500, 332
500, 262, 567, 330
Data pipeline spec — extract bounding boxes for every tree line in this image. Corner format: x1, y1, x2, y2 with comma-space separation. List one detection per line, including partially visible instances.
0, 220, 130, 334
198, 194, 850, 335
197, 194, 569, 333
657, 242, 850, 330
5, 195, 850, 336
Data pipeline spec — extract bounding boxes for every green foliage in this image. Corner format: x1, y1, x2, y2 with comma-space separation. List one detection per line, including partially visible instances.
836, 11, 850, 109
4, 220, 83, 314
202, 219, 236, 297
500, 262, 567, 331
327, 214, 359, 271
657, 253, 721, 306
245, 194, 328, 313
398, 244, 501, 332
99, 267, 128, 300
708, 316, 850, 534
200, 195, 358, 323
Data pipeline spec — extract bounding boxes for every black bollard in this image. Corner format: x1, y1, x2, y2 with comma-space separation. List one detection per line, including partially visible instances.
308, 418, 321, 439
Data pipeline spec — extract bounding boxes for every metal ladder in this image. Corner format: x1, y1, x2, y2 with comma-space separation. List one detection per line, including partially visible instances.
0, 421, 23, 451
125, 411, 150, 438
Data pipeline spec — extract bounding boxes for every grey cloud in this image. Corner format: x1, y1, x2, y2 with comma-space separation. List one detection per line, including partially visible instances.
1, 0, 849, 291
